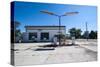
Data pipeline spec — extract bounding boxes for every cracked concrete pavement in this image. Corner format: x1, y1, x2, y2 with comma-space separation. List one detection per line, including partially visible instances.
13, 39, 97, 66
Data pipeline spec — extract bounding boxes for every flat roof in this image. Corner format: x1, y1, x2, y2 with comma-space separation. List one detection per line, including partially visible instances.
25, 25, 66, 28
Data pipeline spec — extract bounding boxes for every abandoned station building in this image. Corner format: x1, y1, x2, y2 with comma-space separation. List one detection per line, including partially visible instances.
22, 26, 66, 42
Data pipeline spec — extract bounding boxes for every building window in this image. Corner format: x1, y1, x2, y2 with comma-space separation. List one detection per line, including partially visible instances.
29, 32, 37, 40
41, 32, 49, 40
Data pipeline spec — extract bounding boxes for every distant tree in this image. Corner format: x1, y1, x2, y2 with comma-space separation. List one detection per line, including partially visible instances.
14, 21, 21, 37
95, 31, 97, 39
15, 29, 21, 37
69, 28, 82, 39
11, 21, 21, 42
75, 29, 82, 38
69, 28, 76, 37
14, 21, 20, 30
89, 30, 97, 39
82, 31, 89, 39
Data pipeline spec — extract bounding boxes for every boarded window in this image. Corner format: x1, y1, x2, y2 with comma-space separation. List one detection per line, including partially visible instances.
41, 32, 49, 40
29, 32, 37, 40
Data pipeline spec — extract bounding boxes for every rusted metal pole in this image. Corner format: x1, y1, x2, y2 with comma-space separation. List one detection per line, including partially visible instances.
58, 16, 61, 45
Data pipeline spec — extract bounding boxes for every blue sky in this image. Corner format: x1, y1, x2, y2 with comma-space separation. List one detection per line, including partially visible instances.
13, 1, 97, 34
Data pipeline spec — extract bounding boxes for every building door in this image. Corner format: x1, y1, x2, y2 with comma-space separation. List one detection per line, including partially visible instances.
40, 32, 49, 41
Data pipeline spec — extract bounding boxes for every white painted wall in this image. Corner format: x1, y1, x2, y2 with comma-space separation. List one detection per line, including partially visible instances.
23, 29, 66, 42
22, 32, 29, 42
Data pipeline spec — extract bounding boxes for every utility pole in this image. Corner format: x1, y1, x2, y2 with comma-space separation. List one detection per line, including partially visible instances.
86, 22, 88, 41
